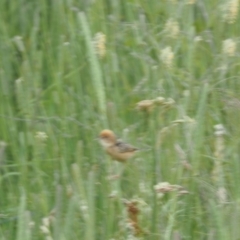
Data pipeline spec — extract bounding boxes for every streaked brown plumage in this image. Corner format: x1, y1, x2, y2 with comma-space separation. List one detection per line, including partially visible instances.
98, 129, 138, 162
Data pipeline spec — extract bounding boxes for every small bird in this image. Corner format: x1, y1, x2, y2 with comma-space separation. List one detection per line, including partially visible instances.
98, 129, 138, 162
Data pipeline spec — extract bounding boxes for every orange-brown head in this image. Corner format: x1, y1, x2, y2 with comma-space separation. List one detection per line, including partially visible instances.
99, 129, 116, 148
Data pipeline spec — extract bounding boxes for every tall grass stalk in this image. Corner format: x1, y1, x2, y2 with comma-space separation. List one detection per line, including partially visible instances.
78, 12, 107, 126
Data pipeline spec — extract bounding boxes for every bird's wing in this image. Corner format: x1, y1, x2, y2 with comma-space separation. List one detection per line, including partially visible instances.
115, 139, 138, 153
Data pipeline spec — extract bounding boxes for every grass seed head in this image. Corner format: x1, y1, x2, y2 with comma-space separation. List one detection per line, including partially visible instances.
222, 0, 239, 24
136, 100, 154, 112
160, 46, 174, 68
35, 131, 48, 141
222, 39, 237, 57
164, 19, 180, 38
93, 32, 106, 58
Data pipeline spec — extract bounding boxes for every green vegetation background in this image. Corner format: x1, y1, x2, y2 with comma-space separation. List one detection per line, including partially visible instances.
0, 0, 240, 239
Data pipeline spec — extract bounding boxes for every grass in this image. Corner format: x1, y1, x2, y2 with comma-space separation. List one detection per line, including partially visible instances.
0, 0, 240, 239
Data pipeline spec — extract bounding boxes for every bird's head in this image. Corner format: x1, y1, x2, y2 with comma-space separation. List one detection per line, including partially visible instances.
98, 129, 116, 148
